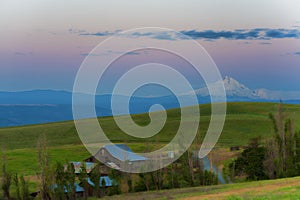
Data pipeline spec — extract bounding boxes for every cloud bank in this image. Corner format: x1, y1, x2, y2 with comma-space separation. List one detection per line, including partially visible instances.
181, 28, 300, 40
74, 28, 300, 41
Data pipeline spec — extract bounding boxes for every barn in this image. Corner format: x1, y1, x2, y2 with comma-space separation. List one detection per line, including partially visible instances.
95, 144, 148, 171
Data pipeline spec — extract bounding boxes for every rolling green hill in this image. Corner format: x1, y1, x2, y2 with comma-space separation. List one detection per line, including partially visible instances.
1, 102, 300, 150
1, 102, 300, 175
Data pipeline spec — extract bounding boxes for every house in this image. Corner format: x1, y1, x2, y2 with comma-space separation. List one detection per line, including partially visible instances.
95, 144, 148, 171
68, 161, 96, 174
80, 176, 116, 197
87, 176, 115, 187
49, 182, 85, 198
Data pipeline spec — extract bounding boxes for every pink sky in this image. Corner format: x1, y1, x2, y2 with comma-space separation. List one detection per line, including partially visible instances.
0, 0, 299, 91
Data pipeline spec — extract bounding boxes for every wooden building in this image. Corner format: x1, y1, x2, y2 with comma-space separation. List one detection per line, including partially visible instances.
94, 144, 148, 171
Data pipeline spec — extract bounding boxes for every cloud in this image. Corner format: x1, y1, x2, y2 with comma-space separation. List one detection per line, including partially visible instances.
259, 42, 272, 45
124, 51, 141, 55
14, 52, 33, 56
68, 28, 87, 34
151, 32, 177, 41
79, 31, 115, 36
265, 29, 300, 39
130, 32, 155, 37
283, 52, 300, 56
73, 28, 300, 41
80, 53, 102, 57
131, 31, 179, 41
80, 50, 141, 57
79, 30, 178, 41
69, 28, 121, 37
180, 28, 300, 40
180, 29, 258, 40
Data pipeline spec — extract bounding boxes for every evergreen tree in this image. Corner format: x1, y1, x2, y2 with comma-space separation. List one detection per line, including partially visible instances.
78, 163, 88, 200
90, 164, 101, 198
65, 162, 76, 200
230, 137, 267, 180
53, 162, 66, 200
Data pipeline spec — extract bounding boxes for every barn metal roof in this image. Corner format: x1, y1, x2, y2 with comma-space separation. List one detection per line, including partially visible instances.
103, 144, 147, 162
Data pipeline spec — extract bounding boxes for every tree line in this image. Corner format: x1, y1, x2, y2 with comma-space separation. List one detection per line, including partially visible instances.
3, 102, 296, 199
1, 136, 219, 200
228, 103, 300, 181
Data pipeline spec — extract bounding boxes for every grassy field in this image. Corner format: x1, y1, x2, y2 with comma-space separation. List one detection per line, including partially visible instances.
2, 102, 300, 149
97, 176, 300, 200
1, 102, 300, 198
1, 102, 300, 175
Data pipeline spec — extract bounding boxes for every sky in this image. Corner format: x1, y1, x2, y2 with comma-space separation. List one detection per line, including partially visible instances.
0, 0, 300, 92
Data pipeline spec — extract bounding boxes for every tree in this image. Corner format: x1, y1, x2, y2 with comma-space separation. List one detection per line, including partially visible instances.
165, 163, 179, 189
266, 102, 299, 178
53, 162, 65, 200
14, 173, 21, 200
20, 175, 31, 200
263, 139, 277, 179
107, 169, 120, 196
295, 131, 300, 175
177, 151, 194, 188
64, 162, 76, 200
13, 173, 31, 200
37, 135, 52, 200
1, 151, 12, 200
78, 163, 89, 200
134, 172, 152, 192
230, 137, 267, 180
123, 172, 133, 193
90, 164, 101, 198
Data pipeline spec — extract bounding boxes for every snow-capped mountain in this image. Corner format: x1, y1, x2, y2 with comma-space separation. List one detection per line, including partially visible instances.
255, 88, 300, 100
194, 76, 300, 101
0, 77, 299, 127
194, 76, 259, 99
222, 76, 259, 98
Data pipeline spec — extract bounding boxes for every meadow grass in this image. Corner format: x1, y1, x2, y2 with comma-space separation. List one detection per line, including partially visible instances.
1, 102, 300, 198
96, 176, 300, 200
2, 102, 300, 150
1, 102, 300, 175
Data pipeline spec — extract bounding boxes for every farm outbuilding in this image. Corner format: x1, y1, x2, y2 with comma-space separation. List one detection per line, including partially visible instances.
80, 176, 116, 197
69, 161, 96, 174
95, 144, 148, 171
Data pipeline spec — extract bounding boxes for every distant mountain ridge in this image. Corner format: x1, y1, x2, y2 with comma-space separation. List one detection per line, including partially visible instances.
0, 76, 299, 127
195, 76, 300, 101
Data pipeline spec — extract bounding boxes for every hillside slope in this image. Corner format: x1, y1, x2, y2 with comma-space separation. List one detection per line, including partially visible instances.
99, 176, 300, 200
1, 102, 300, 150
